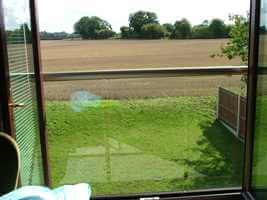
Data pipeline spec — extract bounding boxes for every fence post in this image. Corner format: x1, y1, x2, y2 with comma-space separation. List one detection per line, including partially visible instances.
237, 95, 241, 137
217, 87, 220, 119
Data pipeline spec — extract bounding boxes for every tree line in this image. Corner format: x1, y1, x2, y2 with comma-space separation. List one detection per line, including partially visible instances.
40, 31, 81, 40
74, 10, 232, 40
6, 24, 80, 42
6, 23, 32, 44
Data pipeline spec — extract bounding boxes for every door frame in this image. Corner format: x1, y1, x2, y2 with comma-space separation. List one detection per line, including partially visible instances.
29, 0, 51, 187
243, 0, 260, 199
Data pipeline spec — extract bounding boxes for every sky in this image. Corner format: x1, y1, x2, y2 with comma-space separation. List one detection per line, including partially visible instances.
38, 0, 250, 33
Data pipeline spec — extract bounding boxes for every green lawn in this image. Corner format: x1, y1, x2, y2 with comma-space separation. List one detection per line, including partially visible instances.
46, 96, 244, 196
252, 96, 267, 188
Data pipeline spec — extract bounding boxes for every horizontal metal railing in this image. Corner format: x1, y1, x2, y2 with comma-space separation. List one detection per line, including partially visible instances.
42, 66, 248, 82
9, 66, 248, 81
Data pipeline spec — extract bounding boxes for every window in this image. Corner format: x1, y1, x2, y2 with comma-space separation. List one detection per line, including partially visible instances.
39, 0, 249, 197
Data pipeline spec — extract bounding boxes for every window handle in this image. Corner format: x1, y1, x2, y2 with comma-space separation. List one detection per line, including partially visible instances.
9, 103, 25, 108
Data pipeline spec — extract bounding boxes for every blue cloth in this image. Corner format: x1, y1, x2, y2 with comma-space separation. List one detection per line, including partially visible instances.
0, 184, 91, 200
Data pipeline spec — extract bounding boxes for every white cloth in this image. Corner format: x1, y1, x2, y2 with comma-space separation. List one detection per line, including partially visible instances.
0, 184, 91, 200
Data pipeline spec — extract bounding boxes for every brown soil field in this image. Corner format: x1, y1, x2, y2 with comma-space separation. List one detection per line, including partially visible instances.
45, 76, 244, 100
41, 39, 241, 72
41, 39, 245, 100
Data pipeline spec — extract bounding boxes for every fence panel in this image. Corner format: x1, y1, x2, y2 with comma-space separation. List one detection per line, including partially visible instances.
239, 97, 247, 139
218, 87, 239, 130
218, 87, 247, 140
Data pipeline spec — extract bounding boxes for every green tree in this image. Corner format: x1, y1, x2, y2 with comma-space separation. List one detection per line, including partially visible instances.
209, 18, 228, 38
163, 23, 174, 38
6, 23, 32, 44
163, 23, 174, 33
212, 15, 249, 64
74, 16, 114, 39
141, 24, 166, 39
212, 15, 249, 92
171, 18, 192, 39
192, 20, 211, 39
40, 31, 71, 40
129, 11, 159, 37
96, 29, 115, 39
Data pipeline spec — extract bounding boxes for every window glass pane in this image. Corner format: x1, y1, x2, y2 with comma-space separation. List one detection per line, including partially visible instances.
46, 75, 245, 196
2, 0, 44, 185
251, 0, 267, 198
40, 0, 248, 196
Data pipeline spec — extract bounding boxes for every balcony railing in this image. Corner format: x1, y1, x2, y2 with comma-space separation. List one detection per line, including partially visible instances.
42, 66, 248, 81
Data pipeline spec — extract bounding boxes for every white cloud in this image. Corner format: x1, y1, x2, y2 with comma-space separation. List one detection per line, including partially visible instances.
38, 0, 250, 33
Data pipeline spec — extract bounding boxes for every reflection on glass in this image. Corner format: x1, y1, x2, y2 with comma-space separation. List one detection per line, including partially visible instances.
252, 0, 267, 199
3, 0, 44, 185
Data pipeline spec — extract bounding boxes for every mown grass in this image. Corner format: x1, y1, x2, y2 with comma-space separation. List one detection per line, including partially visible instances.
46, 96, 244, 196
252, 96, 267, 188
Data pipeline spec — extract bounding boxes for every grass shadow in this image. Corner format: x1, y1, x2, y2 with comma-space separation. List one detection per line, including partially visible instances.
172, 119, 244, 190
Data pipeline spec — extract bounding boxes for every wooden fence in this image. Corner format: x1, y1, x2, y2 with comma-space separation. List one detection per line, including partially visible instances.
217, 87, 247, 140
